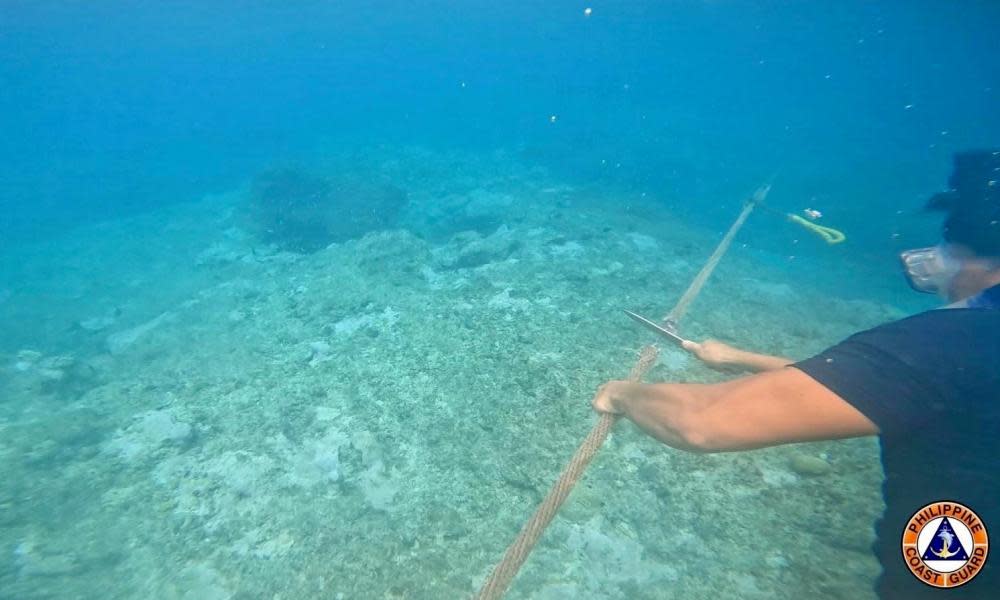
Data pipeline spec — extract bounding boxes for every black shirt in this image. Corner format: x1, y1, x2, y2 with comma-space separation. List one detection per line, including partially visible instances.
795, 297, 999, 599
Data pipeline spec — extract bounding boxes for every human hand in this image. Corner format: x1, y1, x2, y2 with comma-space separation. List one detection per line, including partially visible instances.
591, 380, 636, 415
681, 339, 743, 370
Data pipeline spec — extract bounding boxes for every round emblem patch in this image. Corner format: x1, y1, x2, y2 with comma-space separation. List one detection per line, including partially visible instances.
902, 501, 989, 589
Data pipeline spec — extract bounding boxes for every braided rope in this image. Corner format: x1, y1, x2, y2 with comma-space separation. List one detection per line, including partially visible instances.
474, 185, 768, 598
664, 186, 766, 324
474, 345, 659, 600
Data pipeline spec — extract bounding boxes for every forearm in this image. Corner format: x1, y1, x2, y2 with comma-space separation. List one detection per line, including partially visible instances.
728, 350, 794, 373
684, 339, 794, 373
612, 382, 731, 452
594, 370, 878, 455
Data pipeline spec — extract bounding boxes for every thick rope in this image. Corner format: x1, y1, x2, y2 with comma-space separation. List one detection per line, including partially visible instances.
475, 184, 767, 599
474, 345, 659, 600
663, 184, 769, 325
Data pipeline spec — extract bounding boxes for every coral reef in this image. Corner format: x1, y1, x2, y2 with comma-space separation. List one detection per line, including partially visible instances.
0, 148, 905, 600
242, 168, 407, 252
6, 349, 97, 398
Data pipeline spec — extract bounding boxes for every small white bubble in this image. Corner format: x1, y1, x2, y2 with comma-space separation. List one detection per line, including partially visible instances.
904, 104, 914, 110
549, 115, 558, 123
584, 7, 592, 17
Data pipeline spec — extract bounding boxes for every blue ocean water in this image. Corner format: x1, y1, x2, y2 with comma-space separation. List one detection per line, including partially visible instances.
1, 2, 998, 598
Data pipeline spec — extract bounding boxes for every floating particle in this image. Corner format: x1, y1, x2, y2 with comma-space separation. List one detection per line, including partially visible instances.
549, 115, 558, 123
584, 7, 592, 17
904, 104, 914, 109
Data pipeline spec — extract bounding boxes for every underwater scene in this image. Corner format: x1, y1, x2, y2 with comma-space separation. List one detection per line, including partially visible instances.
2, 2, 999, 599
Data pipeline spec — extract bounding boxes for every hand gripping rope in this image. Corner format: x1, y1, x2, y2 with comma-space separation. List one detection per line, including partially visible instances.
474, 182, 843, 599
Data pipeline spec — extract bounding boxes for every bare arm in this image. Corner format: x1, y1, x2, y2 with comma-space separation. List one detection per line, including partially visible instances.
591, 368, 878, 452
682, 339, 793, 373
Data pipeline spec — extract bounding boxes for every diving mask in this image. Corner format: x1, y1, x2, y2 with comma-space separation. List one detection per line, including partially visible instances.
899, 244, 962, 295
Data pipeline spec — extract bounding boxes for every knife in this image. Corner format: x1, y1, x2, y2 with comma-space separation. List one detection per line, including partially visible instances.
623, 309, 689, 348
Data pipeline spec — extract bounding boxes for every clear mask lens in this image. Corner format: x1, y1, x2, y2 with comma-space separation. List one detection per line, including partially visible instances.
899, 245, 960, 295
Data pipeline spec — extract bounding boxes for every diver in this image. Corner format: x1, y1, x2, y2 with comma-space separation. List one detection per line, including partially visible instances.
591, 150, 1000, 598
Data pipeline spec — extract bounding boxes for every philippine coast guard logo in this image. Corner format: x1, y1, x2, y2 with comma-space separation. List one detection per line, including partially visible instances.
902, 501, 989, 588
